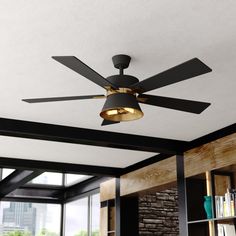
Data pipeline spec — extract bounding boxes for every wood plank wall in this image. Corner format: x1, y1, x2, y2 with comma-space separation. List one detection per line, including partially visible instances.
100, 133, 236, 200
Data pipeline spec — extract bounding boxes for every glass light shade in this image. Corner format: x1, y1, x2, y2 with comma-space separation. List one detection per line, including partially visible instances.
100, 93, 143, 122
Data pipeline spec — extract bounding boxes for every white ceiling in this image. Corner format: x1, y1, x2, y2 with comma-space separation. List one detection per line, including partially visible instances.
0, 1, 235, 168
0, 136, 155, 168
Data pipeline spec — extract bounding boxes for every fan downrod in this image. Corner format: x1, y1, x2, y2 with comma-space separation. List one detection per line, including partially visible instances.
112, 54, 131, 75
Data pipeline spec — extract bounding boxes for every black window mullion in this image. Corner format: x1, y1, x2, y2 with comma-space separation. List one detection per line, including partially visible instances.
60, 203, 65, 236
88, 195, 91, 236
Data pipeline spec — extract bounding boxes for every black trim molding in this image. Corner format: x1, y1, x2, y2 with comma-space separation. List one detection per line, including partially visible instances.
0, 156, 121, 177
186, 123, 236, 150
64, 177, 109, 203
0, 117, 187, 154
0, 170, 43, 198
0, 118, 234, 177
122, 123, 236, 174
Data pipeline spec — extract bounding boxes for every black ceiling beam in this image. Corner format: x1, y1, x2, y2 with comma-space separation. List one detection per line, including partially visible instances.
23, 183, 64, 190
7, 186, 64, 200
122, 123, 236, 174
0, 156, 121, 177
185, 123, 236, 150
64, 176, 110, 203
122, 153, 172, 174
2, 177, 104, 204
2, 197, 61, 204
0, 117, 187, 154
0, 169, 43, 198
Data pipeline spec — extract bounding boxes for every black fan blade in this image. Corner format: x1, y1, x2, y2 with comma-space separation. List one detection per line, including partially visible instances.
101, 119, 120, 126
131, 58, 212, 93
137, 94, 211, 114
52, 56, 118, 90
22, 94, 105, 103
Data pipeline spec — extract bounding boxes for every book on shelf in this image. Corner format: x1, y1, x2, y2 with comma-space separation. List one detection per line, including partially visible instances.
215, 189, 236, 218
218, 223, 236, 236
218, 224, 224, 236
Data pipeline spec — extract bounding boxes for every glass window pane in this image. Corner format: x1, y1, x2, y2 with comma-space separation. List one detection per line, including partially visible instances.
65, 174, 92, 186
31, 172, 63, 185
65, 197, 88, 236
1, 168, 15, 179
0, 201, 61, 236
91, 194, 100, 236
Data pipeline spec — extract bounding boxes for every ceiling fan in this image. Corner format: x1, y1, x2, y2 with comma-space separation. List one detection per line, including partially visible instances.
22, 54, 212, 126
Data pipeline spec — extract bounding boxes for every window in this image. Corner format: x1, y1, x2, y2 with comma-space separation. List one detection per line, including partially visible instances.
31, 172, 63, 185
65, 197, 88, 236
0, 201, 61, 236
0, 170, 99, 236
30, 173, 92, 186
65, 193, 100, 236
1, 168, 15, 180
90, 194, 100, 236
65, 174, 92, 186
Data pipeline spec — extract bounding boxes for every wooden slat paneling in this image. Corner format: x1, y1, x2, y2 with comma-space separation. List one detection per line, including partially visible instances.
121, 156, 176, 196
100, 179, 116, 202
100, 133, 236, 199
121, 133, 236, 196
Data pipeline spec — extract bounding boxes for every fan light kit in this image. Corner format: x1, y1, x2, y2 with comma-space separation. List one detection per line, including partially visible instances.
100, 93, 144, 122
22, 54, 212, 126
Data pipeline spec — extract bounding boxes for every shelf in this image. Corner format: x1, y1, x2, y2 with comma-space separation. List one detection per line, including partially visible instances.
188, 216, 236, 224
107, 231, 115, 234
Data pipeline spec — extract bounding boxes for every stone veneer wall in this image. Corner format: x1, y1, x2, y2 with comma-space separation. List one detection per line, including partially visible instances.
139, 188, 179, 236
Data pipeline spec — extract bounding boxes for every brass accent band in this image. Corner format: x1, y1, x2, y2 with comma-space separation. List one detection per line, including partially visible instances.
107, 88, 136, 97
136, 97, 148, 103
92, 95, 106, 99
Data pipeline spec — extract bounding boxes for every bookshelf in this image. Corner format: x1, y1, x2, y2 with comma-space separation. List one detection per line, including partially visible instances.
188, 216, 236, 224
99, 133, 236, 236
187, 165, 236, 236
108, 203, 115, 236
101, 200, 115, 236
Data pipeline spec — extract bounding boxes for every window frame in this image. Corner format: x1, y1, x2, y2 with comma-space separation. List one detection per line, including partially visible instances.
63, 190, 100, 236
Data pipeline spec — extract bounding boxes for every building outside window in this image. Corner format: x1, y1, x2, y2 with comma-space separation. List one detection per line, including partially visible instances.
0, 202, 61, 236
0, 193, 100, 236
0, 169, 99, 236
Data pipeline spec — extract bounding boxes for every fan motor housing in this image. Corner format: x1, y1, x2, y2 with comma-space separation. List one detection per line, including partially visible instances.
106, 75, 139, 88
